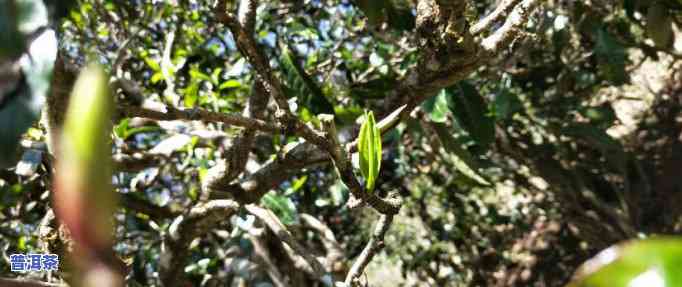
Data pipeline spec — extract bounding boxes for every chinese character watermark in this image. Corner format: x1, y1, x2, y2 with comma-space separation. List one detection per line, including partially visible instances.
9, 253, 59, 272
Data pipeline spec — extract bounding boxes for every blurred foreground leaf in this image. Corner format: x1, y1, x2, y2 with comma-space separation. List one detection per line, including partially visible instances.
569, 237, 682, 287
54, 64, 117, 249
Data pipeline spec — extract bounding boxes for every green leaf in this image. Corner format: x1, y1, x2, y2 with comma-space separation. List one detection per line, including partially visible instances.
358, 110, 382, 192
422, 89, 449, 123
143, 56, 161, 72
579, 104, 617, 128
114, 118, 131, 139
447, 82, 496, 153
334, 105, 364, 125
562, 123, 627, 172
218, 79, 242, 90
349, 77, 398, 100
279, 44, 334, 115
594, 27, 628, 85
432, 123, 490, 186
183, 81, 200, 108
562, 123, 621, 153
491, 89, 522, 121
261, 192, 298, 225
647, 3, 674, 49
569, 237, 682, 287
356, 0, 386, 26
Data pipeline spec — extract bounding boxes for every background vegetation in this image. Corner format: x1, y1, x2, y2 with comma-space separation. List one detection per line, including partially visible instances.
1, 0, 682, 286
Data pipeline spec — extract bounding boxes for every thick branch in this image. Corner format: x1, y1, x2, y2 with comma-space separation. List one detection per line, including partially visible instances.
480, 0, 540, 54
249, 234, 290, 287
159, 200, 240, 287
203, 81, 269, 197
470, 0, 523, 35
207, 141, 329, 203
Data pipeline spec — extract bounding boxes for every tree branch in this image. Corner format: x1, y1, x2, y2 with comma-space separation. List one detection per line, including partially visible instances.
249, 234, 290, 287
202, 80, 269, 197
215, 0, 290, 120
470, 0, 523, 35
343, 214, 395, 286
117, 104, 282, 133
214, 0, 332, 153
120, 193, 177, 221
300, 214, 345, 272
159, 200, 240, 287
206, 140, 330, 203
480, 0, 540, 54
245, 204, 331, 285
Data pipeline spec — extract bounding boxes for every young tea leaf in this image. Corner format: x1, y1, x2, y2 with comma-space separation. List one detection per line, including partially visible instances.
358, 110, 382, 192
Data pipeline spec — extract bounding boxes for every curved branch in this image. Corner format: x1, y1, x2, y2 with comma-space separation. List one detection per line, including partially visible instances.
344, 214, 395, 286
207, 140, 330, 203
203, 80, 269, 197
159, 200, 240, 287
245, 204, 330, 284
480, 0, 540, 54
470, 0, 523, 35
117, 104, 282, 133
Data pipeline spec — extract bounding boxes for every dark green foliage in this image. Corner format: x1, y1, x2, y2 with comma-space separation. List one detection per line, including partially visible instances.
279, 45, 334, 115
447, 82, 496, 154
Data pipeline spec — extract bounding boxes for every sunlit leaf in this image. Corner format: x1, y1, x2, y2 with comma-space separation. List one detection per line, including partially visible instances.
261, 192, 298, 226
422, 89, 449, 123
183, 81, 200, 108
218, 80, 242, 90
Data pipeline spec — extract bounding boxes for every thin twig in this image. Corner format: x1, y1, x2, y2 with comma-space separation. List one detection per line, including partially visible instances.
118, 104, 282, 133
344, 214, 395, 286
